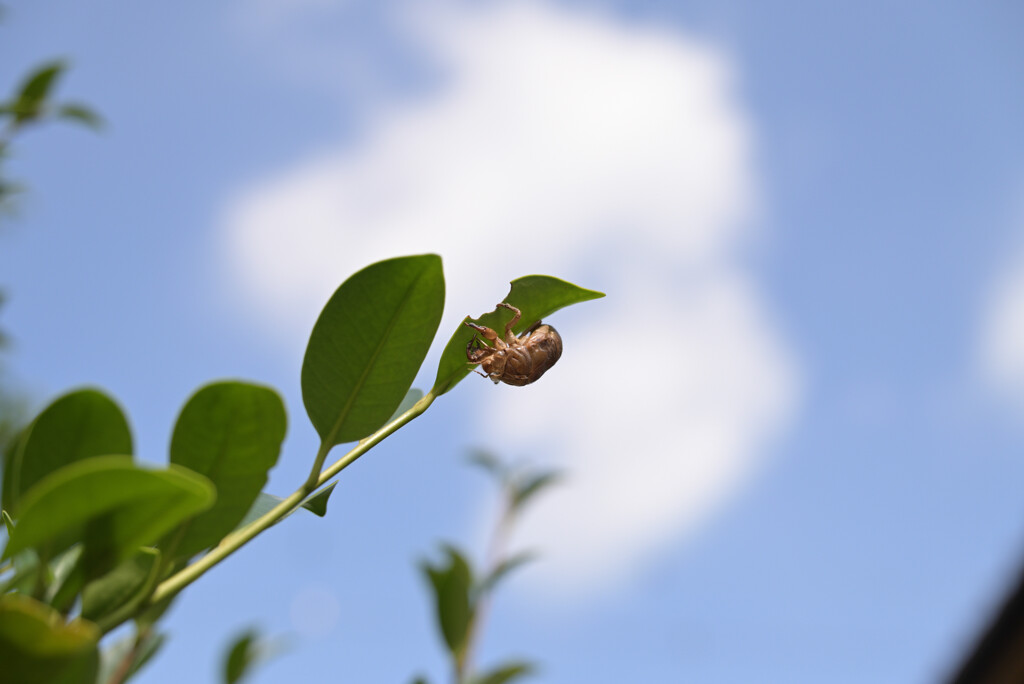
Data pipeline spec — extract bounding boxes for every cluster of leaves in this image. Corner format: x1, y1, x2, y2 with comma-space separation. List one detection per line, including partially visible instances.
0, 254, 603, 683
415, 452, 560, 684
0, 59, 101, 208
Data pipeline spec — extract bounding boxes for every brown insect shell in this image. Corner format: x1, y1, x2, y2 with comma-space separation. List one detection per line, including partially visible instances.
471, 323, 563, 386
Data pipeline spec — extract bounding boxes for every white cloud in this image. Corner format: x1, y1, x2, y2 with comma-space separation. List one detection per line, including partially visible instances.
221, 0, 799, 596
980, 224, 1024, 409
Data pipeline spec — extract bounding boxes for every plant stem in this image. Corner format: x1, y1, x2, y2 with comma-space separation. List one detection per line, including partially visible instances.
148, 391, 436, 606
457, 483, 516, 683
108, 626, 148, 684
302, 440, 333, 493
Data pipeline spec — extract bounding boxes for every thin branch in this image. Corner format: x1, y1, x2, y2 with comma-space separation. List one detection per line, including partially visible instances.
148, 392, 436, 607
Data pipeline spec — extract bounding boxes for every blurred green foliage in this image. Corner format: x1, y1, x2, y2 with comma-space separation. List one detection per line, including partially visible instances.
417, 452, 561, 684
0, 59, 101, 209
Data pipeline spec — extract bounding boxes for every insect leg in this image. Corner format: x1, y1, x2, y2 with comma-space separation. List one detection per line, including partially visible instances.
496, 302, 521, 344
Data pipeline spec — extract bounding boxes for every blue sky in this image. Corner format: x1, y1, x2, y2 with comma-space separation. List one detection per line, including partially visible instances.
2, 1, 1024, 682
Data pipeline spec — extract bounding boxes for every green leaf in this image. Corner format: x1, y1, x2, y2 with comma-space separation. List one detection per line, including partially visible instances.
466, 449, 507, 482
234, 493, 282, 531
223, 629, 262, 684
11, 60, 65, 124
81, 547, 161, 630
476, 551, 536, 598
510, 471, 561, 512
432, 275, 604, 395
2, 457, 214, 575
357, 388, 424, 446
162, 382, 286, 562
0, 549, 38, 594
302, 254, 444, 447
2, 427, 27, 519
96, 629, 165, 684
301, 481, 337, 517
234, 482, 337, 532
56, 103, 102, 130
468, 661, 536, 684
2, 388, 133, 517
0, 593, 99, 684
45, 545, 85, 612
421, 546, 474, 655
387, 387, 424, 426
132, 559, 185, 629
1, 509, 12, 536
16, 61, 65, 103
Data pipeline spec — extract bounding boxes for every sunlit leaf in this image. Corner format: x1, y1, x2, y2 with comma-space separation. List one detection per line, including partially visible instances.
432, 275, 604, 395
0, 593, 99, 684
302, 254, 444, 447
2, 388, 132, 517
162, 382, 286, 561
2, 457, 214, 575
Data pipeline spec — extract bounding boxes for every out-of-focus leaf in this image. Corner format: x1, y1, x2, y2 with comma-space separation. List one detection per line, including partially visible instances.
45, 545, 85, 612
11, 60, 65, 124
2, 509, 12, 536
476, 552, 537, 598
466, 450, 506, 482
468, 661, 536, 684
0, 548, 38, 594
223, 629, 260, 684
432, 275, 604, 395
302, 254, 444, 447
56, 103, 102, 129
1, 431, 23, 520
2, 457, 214, 576
0, 593, 99, 684
2, 388, 132, 517
81, 547, 160, 630
421, 546, 474, 655
96, 629, 165, 684
132, 558, 187, 630
162, 382, 286, 562
510, 471, 561, 512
